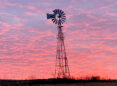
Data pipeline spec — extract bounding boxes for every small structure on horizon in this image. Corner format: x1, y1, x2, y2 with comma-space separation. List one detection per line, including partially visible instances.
47, 9, 70, 78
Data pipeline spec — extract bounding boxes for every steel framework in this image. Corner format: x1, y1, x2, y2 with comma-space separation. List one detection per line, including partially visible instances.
55, 25, 70, 78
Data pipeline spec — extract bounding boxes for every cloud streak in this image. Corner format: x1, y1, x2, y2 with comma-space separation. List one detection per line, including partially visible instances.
0, 0, 116, 79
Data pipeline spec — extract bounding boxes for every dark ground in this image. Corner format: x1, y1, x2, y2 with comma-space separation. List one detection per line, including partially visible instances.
0, 78, 117, 86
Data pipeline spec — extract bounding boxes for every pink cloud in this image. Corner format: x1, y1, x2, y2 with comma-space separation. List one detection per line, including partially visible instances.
0, 0, 116, 80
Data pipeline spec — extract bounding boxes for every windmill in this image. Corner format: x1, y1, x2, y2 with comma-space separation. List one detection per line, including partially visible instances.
47, 9, 70, 78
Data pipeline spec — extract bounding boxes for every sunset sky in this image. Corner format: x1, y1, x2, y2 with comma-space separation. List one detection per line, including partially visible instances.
0, 0, 117, 80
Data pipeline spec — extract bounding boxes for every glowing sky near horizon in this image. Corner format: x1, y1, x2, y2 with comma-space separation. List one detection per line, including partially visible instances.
0, 0, 117, 79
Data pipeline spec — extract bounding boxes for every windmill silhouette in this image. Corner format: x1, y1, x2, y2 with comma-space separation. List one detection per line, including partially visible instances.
47, 9, 70, 78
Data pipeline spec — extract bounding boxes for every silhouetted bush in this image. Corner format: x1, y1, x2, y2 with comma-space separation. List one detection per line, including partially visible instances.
90, 76, 100, 81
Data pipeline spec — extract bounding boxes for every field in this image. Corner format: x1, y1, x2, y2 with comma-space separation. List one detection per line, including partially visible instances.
40, 82, 117, 86
0, 79, 117, 86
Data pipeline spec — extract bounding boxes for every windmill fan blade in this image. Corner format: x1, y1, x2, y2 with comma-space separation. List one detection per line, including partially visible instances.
52, 19, 55, 22
55, 9, 57, 14
54, 19, 57, 23
53, 9, 57, 13
58, 9, 61, 14
57, 9, 59, 14
59, 9, 61, 14
61, 10, 63, 14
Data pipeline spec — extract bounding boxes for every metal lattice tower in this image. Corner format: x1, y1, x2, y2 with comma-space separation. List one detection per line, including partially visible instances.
47, 9, 70, 78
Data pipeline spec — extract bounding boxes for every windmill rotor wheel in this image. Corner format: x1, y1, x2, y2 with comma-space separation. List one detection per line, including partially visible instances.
51, 9, 66, 25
